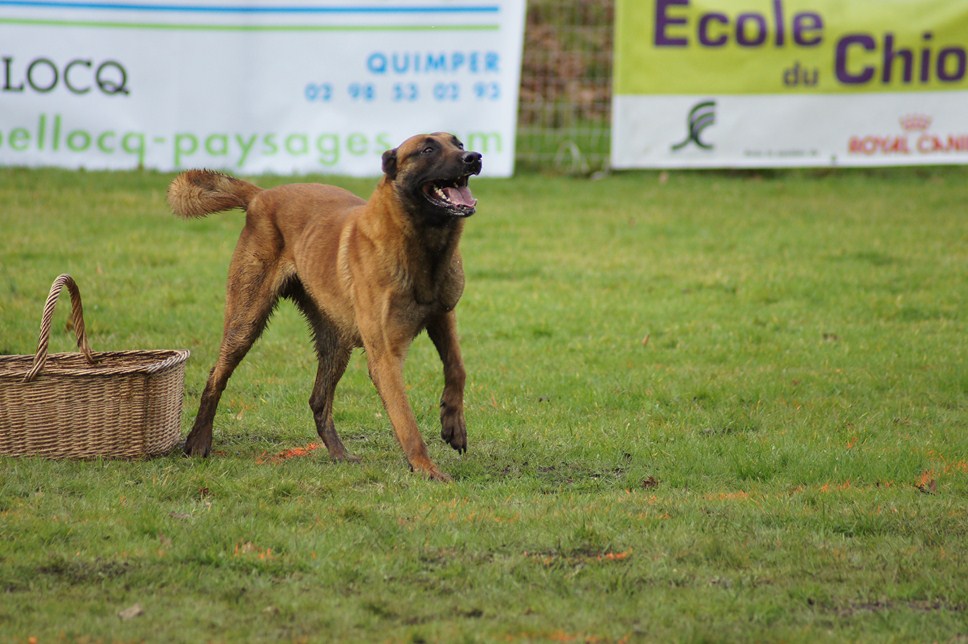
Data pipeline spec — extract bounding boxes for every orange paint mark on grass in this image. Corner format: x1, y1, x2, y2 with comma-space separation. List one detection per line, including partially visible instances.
816, 480, 856, 494
914, 450, 968, 491
234, 541, 274, 560
462, 510, 520, 525
917, 470, 937, 494
256, 442, 322, 464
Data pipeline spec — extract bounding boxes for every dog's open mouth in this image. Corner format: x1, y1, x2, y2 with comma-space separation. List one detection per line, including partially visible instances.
422, 174, 477, 216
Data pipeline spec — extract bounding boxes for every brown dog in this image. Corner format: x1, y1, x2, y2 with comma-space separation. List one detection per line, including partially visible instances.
167, 133, 482, 481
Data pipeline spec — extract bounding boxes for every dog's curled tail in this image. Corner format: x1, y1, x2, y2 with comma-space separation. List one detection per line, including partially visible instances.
168, 169, 262, 218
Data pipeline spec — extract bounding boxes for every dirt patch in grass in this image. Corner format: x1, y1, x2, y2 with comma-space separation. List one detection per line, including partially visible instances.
38, 558, 131, 584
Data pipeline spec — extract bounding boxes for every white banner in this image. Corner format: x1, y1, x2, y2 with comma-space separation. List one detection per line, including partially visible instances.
0, 0, 525, 176
611, 0, 968, 169
613, 93, 968, 169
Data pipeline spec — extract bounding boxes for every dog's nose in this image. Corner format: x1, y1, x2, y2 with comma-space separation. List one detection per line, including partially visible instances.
462, 151, 483, 166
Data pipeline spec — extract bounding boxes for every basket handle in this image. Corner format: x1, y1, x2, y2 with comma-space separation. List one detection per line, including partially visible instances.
23, 274, 97, 383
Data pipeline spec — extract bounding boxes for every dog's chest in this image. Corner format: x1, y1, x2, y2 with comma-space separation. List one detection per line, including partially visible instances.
411, 256, 464, 310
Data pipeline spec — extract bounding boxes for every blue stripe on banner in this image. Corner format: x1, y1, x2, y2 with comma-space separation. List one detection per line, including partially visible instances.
0, 0, 499, 13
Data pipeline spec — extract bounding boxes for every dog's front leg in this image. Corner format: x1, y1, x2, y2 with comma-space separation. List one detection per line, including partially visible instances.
363, 334, 451, 482
427, 311, 467, 454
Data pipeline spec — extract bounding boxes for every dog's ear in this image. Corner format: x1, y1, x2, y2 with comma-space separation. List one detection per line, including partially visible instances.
381, 148, 398, 180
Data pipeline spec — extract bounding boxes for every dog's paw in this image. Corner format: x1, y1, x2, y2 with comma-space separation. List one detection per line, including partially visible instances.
425, 467, 453, 483
332, 452, 362, 464
182, 441, 212, 458
410, 460, 453, 483
182, 430, 212, 458
440, 404, 467, 454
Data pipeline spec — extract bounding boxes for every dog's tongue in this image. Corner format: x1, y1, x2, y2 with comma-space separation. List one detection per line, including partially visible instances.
443, 185, 476, 207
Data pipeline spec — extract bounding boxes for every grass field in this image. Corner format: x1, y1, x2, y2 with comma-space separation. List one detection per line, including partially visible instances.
1, 166, 966, 642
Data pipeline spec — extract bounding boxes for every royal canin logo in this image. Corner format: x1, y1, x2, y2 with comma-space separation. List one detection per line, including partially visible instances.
849, 114, 968, 155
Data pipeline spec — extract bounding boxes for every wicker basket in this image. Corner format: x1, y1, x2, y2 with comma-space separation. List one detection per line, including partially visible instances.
0, 274, 189, 459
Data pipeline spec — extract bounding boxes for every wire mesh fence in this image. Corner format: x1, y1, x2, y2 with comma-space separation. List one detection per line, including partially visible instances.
516, 0, 614, 175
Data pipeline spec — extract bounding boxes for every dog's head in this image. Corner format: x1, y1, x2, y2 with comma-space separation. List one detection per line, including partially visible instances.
382, 133, 483, 220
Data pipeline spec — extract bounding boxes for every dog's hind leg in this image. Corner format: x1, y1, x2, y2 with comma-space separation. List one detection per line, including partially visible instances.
308, 339, 357, 462
184, 252, 283, 457
290, 286, 359, 462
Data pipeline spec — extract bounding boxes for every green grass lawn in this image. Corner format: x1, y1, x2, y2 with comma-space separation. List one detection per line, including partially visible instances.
0, 166, 966, 641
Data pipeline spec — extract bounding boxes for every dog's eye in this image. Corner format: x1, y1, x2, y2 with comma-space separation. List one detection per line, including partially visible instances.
422, 146, 435, 155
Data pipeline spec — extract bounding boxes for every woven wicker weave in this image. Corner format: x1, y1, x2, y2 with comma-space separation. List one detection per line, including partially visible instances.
0, 274, 189, 459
